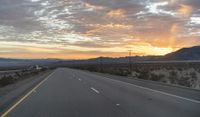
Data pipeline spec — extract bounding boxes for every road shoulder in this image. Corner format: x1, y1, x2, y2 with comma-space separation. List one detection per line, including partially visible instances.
0, 70, 53, 115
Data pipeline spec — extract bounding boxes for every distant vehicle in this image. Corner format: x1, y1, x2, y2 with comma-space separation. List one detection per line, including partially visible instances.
28, 65, 42, 71
35, 65, 42, 70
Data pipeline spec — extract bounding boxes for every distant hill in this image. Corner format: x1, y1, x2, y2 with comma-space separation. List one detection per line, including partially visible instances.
64, 45, 200, 65
164, 46, 200, 60
1, 45, 200, 68
0, 58, 64, 69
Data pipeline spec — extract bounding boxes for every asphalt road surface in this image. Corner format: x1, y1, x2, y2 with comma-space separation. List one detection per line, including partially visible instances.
1, 68, 200, 117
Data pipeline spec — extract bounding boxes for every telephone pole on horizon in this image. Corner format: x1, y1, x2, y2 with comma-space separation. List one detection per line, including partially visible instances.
99, 57, 103, 72
128, 50, 132, 74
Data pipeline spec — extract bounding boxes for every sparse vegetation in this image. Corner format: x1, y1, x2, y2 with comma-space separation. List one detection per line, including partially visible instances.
169, 71, 178, 84
0, 66, 48, 87
0, 75, 15, 87
149, 73, 165, 81
69, 62, 200, 89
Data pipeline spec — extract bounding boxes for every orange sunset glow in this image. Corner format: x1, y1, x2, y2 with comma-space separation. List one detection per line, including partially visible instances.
0, 0, 200, 59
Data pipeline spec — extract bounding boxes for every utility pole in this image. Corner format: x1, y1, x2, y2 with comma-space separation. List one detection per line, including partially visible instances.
128, 50, 132, 74
99, 57, 103, 72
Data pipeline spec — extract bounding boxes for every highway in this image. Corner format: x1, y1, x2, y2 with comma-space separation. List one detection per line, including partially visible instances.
1, 68, 200, 117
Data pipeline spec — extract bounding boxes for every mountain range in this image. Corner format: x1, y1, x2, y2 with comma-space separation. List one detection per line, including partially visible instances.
68, 45, 200, 64
0, 45, 200, 68
163, 46, 200, 60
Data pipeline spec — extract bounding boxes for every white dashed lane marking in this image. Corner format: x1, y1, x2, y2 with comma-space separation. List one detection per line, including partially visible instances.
116, 104, 120, 106
78, 78, 82, 81
91, 87, 100, 94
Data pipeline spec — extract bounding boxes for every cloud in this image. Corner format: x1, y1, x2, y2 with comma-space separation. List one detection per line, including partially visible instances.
0, 0, 200, 58
177, 4, 193, 17
106, 9, 126, 18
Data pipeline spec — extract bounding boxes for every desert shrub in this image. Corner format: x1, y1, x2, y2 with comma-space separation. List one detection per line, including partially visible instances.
15, 72, 21, 77
162, 80, 167, 83
177, 68, 183, 71
87, 66, 98, 72
169, 71, 178, 84
0, 75, 15, 87
178, 77, 191, 87
190, 72, 198, 81
134, 68, 140, 73
106, 68, 128, 76
150, 73, 165, 81
137, 70, 150, 80
198, 68, 200, 73
116, 68, 128, 76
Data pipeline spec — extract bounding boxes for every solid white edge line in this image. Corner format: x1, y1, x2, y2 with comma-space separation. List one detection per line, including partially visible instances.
96, 75, 200, 104
0, 71, 55, 117
91, 87, 100, 94
131, 83, 200, 104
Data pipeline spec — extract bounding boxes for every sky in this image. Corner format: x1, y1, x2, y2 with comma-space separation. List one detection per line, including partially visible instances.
0, 0, 200, 59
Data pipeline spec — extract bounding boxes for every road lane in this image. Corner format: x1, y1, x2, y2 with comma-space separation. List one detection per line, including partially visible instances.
2, 68, 200, 117
3, 68, 124, 117
69, 68, 200, 117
